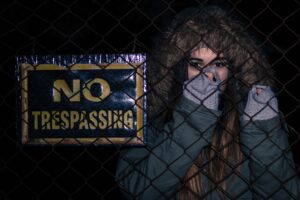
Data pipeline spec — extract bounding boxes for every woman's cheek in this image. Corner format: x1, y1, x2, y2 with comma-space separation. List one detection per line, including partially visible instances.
188, 66, 200, 79
217, 67, 229, 82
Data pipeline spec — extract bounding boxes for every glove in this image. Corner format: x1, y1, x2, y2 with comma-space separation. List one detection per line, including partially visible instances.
183, 66, 221, 110
243, 85, 279, 121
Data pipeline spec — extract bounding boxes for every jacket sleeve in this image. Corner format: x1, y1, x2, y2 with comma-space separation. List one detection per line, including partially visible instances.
115, 96, 221, 199
240, 116, 300, 199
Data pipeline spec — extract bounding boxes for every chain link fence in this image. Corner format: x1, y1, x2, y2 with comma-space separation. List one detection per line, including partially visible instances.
1, 0, 300, 199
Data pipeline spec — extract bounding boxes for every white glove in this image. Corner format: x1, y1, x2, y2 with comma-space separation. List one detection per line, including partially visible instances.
183, 67, 221, 110
243, 85, 279, 121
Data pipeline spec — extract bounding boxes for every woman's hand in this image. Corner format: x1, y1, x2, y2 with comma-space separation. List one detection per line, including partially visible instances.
183, 66, 221, 110
243, 85, 279, 121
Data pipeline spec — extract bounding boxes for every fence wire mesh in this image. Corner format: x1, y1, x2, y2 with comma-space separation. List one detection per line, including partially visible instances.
1, 0, 300, 199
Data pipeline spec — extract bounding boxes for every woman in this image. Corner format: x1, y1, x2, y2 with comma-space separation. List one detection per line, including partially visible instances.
115, 5, 300, 199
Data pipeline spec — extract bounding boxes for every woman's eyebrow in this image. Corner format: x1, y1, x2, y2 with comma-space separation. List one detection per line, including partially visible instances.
188, 57, 204, 62
211, 57, 227, 62
206, 57, 227, 65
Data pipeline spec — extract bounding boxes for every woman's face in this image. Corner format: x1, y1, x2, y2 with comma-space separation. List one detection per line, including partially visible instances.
188, 48, 229, 83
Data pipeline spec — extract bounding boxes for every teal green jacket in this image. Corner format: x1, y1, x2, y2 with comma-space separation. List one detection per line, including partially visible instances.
115, 97, 300, 199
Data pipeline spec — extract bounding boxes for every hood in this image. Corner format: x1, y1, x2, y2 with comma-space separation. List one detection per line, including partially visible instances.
147, 5, 274, 123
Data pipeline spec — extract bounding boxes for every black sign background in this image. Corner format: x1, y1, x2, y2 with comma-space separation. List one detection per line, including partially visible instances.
16, 54, 147, 145
28, 69, 137, 138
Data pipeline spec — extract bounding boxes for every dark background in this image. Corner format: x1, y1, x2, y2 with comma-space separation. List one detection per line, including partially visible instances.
1, 0, 299, 199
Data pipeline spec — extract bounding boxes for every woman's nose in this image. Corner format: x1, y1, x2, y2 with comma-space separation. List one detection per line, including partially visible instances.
203, 66, 218, 82
205, 72, 216, 82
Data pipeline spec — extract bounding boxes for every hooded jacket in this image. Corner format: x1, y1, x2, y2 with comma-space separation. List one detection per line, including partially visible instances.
116, 96, 300, 199
115, 5, 300, 199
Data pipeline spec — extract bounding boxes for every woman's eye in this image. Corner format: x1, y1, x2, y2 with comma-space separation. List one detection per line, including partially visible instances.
214, 62, 222, 67
212, 60, 227, 67
187, 58, 204, 70
190, 62, 204, 69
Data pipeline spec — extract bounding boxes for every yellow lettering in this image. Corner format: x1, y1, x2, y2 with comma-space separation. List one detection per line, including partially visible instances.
82, 78, 110, 102
30, 109, 135, 131
113, 110, 123, 129
51, 111, 60, 130
32, 111, 41, 130
89, 111, 98, 130
107, 110, 112, 129
61, 110, 69, 130
79, 111, 89, 129
53, 79, 80, 102
70, 111, 80, 128
124, 110, 133, 129
98, 110, 107, 129
41, 111, 51, 130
